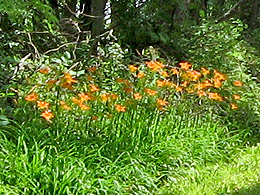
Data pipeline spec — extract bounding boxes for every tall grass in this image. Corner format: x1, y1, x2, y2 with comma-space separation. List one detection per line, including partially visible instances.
0, 54, 259, 194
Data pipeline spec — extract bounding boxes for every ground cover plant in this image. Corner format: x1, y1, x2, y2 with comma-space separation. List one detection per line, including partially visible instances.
1, 45, 260, 194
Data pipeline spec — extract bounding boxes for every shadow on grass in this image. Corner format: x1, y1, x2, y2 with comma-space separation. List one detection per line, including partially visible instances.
229, 183, 260, 195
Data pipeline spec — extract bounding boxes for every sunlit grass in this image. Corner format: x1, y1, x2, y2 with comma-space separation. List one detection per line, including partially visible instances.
1, 56, 260, 194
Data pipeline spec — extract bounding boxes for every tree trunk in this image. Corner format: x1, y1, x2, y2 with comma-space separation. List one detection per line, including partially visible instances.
90, 0, 107, 55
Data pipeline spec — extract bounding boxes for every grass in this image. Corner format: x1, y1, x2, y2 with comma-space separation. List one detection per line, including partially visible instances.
160, 143, 260, 195
1, 58, 260, 194
0, 108, 257, 194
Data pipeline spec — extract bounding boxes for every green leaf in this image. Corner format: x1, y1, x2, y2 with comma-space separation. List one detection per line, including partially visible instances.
0, 115, 10, 126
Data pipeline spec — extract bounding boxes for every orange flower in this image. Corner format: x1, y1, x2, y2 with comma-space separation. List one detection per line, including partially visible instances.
61, 83, 73, 90
186, 88, 195, 94
59, 101, 71, 110
156, 98, 167, 106
101, 93, 110, 101
157, 80, 166, 87
129, 64, 138, 72
110, 93, 118, 100
72, 97, 82, 104
188, 70, 202, 81
87, 76, 94, 81
171, 68, 180, 75
208, 92, 223, 101
78, 92, 91, 102
47, 79, 57, 86
41, 110, 54, 121
160, 71, 169, 77
230, 103, 238, 110
145, 88, 157, 96
115, 104, 126, 112
165, 80, 175, 87
213, 78, 223, 88
137, 71, 145, 78
63, 72, 77, 84
201, 67, 210, 75
25, 92, 38, 102
180, 81, 189, 88
101, 93, 118, 101
123, 87, 133, 93
157, 105, 165, 111
233, 94, 241, 100
201, 79, 213, 88
92, 116, 98, 120
133, 93, 142, 100
89, 84, 100, 92
79, 104, 90, 110
146, 61, 164, 72
39, 68, 50, 74
179, 61, 192, 71
176, 86, 183, 92
214, 70, 227, 81
87, 66, 97, 73
233, 80, 243, 87
116, 78, 125, 83
37, 100, 50, 109
197, 90, 206, 97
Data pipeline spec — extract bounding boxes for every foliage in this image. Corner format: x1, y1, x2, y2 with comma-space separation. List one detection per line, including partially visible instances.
0, 0, 260, 194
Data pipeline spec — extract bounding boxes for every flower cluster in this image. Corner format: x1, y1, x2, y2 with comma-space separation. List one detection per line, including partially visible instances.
24, 60, 244, 122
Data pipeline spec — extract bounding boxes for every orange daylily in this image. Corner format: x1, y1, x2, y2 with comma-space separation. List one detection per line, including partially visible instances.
78, 92, 91, 102
115, 104, 126, 112
92, 116, 98, 120
129, 64, 138, 72
72, 97, 82, 104
213, 78, 223, 88
79, 104, 90, 110
179, 61, 192, 71
214, 70, 227, 81
87, 66, 97, 73
145, 88, 157, 96
233, 94, 241, 100
39, 68, 50, 74
59, 101, 71, 110
47, 79, 57, 86
201, 67, 210, 75
171, 68, 180, 75
63, 72, 77, 84
156, 98, 168, 106
89, 84, 100, 92
25, 92, 38, 102
61, 83, 73, 90
146, 61, 164, 72
133, 93, 142, 100
230, 103, 238, 110
160, 71, 169, 77
180, 81, 189, 88
176, 86, 183, 92
197, 90, 206, 97
208, 92, 223, 101
41, 110, 54, 121
137, 71, 145, 78
37, 100, 50, 109
233, 80, 243, 87
123, 87, 133, 93
157, 80, 166, 87
201, 79, 213, 88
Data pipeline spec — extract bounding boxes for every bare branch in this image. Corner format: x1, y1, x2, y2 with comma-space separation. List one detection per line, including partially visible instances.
64, 2, 103, 18
218, 0, 246, 21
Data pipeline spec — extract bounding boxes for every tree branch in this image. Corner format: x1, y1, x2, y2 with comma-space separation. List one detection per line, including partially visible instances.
218, 0, 246, 22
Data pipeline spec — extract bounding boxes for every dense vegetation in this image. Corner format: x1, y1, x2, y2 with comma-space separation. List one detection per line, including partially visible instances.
1, 0, 260, 194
